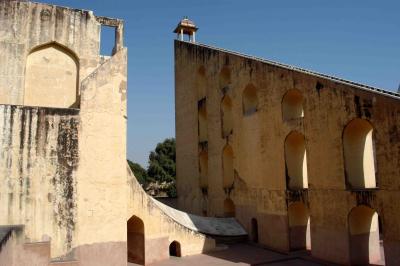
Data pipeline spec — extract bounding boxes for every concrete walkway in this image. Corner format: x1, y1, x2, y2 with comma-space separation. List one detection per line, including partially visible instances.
142, 243, 329, 266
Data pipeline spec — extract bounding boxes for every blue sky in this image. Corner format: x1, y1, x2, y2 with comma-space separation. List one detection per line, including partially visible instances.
45, 0, 399, 167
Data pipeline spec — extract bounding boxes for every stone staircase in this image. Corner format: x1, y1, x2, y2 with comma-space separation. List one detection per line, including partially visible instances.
0, 225, 79, 266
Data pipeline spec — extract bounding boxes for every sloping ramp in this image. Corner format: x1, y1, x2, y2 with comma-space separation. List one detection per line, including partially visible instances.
126, 165, 246, 264
151, 197, 246, 236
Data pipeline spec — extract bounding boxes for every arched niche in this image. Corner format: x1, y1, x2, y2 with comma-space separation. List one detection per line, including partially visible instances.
127, 215, 145, 264
198, 98, 208, 142
348, 205, 382, 265
169, 241, 181, 257
343, 119, 376, 189
242, 84, 258, 116
285, 131, 308, 190
223, 198, 235, 217
24, 42, 79, 108
288, 202, 311, 250
251, 218, 259, 243
282, 89, 304, 120
196, 66, 207, 99
219, 66, 231, 90
222, 144, 234, 188
221, 95, 233, 137
199, 150, 208, 188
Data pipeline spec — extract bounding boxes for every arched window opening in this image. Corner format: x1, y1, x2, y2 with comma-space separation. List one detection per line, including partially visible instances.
199, 150, 208, 188
169, 241, 181, 257
198, 98, 207, 142
219, 67, 231, 90
242, 84, 258, 116
222, 144, 234, 188
251, 218, 259, 243
221, 95, 233, 137
285, 132, 308, 190
343, 119, 376, 189
196, 66, 207, 99
127, 215, 145, 265
24, 42, 79, 108
223, 198, 235, 217
288, 202, 311, 250
282, 89, 304, 120
348, 206, 382, 265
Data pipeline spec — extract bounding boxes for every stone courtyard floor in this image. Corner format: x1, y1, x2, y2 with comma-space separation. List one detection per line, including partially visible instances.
129, 243, 340, 266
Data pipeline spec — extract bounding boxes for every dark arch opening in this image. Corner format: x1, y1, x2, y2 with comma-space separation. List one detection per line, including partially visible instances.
127, 215, 145, 265
251, 218, 259, 243
169, 241, 181, 257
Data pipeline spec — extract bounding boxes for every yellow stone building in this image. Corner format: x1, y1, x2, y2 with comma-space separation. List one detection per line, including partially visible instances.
175, 22, 400, 265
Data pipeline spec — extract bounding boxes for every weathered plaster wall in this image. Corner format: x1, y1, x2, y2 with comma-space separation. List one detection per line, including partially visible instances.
0, 1, 128, 264
0, 105, 79, 257
175, 40, 400, 264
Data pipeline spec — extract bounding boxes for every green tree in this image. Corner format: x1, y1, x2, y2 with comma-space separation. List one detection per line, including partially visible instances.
127, 159, 149, 185
147, 138, 176, 183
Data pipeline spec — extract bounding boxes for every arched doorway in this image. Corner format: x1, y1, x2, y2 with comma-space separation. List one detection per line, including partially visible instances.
127, 215, 145, 264
24, 42, 79, 108
285, 131, 308, 190
288, 202, 311, 250
343, 119, 376, 189
169, 241, 181, 257
348, 205, 382, 265
223, 198, 235, 217
251, 218, 258, 243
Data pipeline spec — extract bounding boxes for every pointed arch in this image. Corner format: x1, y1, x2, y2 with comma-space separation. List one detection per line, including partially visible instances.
285, 131, 308, 190
221, 95, 233, 137
282, 89, 304, 120
242, 84, 258, 116
348, 205, 382, 265
127, 215, 145, 264
219, 66, 231, 90
222, 144, 234, 188
24, 42, 79, 108
196, 66, 207, 99
343, 118, 376, 189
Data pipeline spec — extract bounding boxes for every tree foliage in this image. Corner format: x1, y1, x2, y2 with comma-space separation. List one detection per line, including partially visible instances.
147, 138, 176, 183
127, 159, 149, 185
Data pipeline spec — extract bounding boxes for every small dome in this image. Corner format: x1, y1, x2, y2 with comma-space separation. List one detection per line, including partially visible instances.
173, 17, 198, 34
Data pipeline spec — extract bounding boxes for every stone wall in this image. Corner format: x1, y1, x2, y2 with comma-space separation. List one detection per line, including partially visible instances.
175, 40, 400, 264
0, 105, 79, 257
